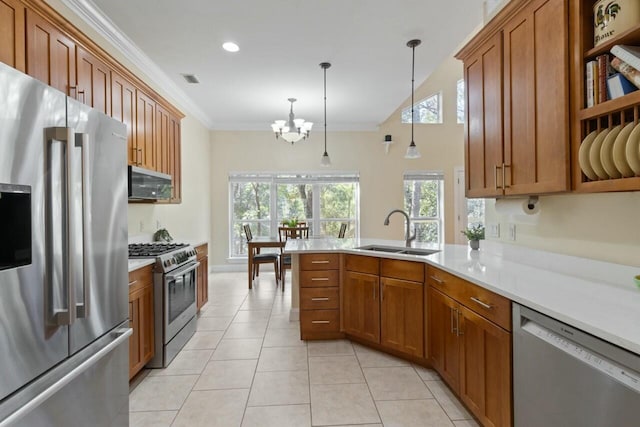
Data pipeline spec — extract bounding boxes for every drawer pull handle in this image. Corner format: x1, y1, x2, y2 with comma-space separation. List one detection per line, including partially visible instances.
430, 276, 444, 285
311, 277, 330, 281
311, 320, 330, 324
128, 280, 138, 286
470, 296, 493, 310
311, 260, 330, 264
311, 297, 330, 301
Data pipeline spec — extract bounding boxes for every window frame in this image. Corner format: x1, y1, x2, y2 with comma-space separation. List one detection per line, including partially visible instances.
403, 171, 445, 245
401, 91, 443, 124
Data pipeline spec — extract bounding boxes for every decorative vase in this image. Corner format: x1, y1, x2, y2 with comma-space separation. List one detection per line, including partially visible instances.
469, 239, 480, 250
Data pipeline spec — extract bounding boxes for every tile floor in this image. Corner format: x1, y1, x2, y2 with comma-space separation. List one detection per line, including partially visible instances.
129, 271, 480, 427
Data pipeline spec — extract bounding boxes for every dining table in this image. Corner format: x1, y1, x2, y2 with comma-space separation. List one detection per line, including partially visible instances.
247, 236, 285, 289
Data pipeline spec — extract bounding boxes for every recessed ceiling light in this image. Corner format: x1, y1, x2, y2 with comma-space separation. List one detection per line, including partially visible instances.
222, 42, 240, 52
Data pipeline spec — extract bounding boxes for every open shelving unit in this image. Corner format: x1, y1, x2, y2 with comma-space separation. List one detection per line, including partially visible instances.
572, 2, 640, 192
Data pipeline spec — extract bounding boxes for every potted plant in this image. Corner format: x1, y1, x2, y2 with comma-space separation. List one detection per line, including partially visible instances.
461, 224, 485, 250
282, 218, 298, 227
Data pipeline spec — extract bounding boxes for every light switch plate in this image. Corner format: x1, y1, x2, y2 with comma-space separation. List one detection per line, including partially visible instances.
508, 223, 516, 241
488, 223, 500, 238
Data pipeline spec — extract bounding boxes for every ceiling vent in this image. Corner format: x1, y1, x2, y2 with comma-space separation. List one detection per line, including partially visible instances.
181, 74, 200, 84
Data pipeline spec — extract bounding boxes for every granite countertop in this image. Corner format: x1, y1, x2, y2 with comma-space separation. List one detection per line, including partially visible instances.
128, 258, 155, 273
285, 238, 640, 355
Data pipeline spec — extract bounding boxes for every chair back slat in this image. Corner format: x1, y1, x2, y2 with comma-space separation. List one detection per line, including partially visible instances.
243, 224, 253, 241
338, 223, 348, 238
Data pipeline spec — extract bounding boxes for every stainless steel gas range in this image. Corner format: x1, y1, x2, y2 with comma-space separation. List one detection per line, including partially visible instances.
129, 243, 199, 368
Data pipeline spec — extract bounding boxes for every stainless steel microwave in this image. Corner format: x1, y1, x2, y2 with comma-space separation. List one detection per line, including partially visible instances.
128, 166, 172, 201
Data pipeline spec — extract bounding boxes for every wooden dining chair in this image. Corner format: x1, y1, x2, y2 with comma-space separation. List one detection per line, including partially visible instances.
244, 224, 279, 285
278, 225, 309, 290
338, 223, 348, 238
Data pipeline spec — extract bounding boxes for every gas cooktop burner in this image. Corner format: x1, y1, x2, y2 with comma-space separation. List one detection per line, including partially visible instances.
128, 242, 188, 258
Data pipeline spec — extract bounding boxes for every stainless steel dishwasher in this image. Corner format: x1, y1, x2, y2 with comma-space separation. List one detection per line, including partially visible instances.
513, 303, 640, 426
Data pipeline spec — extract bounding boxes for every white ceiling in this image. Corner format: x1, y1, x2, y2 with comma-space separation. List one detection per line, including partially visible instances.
85, 0, 483, 130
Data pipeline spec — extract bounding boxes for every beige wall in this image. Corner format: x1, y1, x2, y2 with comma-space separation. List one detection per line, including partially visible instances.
210, 56, 465, 266
48, 0, 213, 252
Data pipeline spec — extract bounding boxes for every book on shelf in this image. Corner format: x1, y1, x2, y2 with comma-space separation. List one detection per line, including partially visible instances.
610, 57, 640, 90
586, 60, 597, 107
611, 45, 640, 72
597, 54, 614, 103
607, 73, 639, 99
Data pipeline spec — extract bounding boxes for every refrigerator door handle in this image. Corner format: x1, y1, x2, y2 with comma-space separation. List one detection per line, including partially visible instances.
0, 328, 132, 427
45, 127, 76, 326
75, 132, 90, 318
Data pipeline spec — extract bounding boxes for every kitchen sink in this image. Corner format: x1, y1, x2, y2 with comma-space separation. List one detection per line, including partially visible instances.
356, 245, 439, 256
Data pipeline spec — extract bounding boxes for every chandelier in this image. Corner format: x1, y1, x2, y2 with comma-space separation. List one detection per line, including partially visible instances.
271, 98, 313, 144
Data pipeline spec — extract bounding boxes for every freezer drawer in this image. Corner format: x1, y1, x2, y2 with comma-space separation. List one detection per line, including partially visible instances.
513, 304, 640, 427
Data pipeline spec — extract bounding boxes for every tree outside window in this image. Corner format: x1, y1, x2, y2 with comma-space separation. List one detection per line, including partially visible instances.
401, 92, 443, 124
403, 172, 444, 244
457, 79, 465, 124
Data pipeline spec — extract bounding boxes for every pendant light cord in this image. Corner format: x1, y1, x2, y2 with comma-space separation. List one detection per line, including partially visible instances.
411, 43, 415, 144
324, 65, 327, 154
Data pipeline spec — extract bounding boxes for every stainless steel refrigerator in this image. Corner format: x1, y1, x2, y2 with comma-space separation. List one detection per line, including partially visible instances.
0, 62, 131, 426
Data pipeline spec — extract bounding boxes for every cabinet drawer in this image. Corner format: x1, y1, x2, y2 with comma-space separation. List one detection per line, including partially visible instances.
462, 281, 511, 331
381, 259, 424, 282
426, 266, 466, 302
300, 309, 340, 332
300, 253, 340, 270
129, 265, 153, 291
195, 243, 208, 260
300, 287, 339, 310
345, 254, 379, 275
300, 270, 339, 287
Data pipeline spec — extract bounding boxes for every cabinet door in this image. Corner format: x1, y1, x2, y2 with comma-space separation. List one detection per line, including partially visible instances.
136, 90, 156, 170
197, 256, 208, 311
76, 46, 110, 114
26, 10, 76, 95
170, 115, 182, 202
342, 271, 380, 343
111, 71, 137, 165
503, 0, 569, 195
155, 104, 171, 175
0, 0, 25, 71
128, 296, 140, 379
429, 288, 460, 391
464, 32, 503, 198
139, 283, 154, 366
459, 305, 512, 427
380, 277, 424, 357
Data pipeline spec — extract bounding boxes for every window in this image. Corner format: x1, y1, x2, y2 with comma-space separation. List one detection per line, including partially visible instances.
229, 172, 359, 258
466, 198, 485, 229
403, 171, 444, 244
401, 92, 442, 124
457, 79, 465, 124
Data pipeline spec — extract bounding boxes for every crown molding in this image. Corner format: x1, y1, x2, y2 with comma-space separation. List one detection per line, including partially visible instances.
60, 0, 214, 128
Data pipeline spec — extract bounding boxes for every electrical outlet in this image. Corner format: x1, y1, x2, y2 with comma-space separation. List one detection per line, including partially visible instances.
508, 223, 516, 241
488, 223, 500, 238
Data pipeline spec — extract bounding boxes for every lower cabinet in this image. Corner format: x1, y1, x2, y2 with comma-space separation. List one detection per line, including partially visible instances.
381, 277, 424, 357
128, 265, 154, 380
342, 270, 380, 342
428, 266, 512, 427
299, 253, 342, 339
195, 243, 208, 312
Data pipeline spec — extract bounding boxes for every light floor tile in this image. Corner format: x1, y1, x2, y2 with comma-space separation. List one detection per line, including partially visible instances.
426, 380, 473, 421
453, 420, 481, 427
194, 359, 257, 390
248, 370, 310, 406
268, 314, 300, 330
211, 338, 263, 360
129, 410, 177, 427
413, 363, 441, 381
223, 321, 268, 339
308, 339, 354, 357
376, 399, 454, 427
240, 298, 275, 311
309, 355, 365, 385
257, 346, 309, 372
363, 366, 432, 401
129, 375, 198, 412
149, 349, 213, 376
263, 327, 305, 347
241, 404, 311, 427
196, 316, 234, 331
200, 305, 241, 317
234, 309, 271, 323
183, 330, 224, 350
353, 343, 410, 368
171, 389, 249, 427
310, 383, 380, 426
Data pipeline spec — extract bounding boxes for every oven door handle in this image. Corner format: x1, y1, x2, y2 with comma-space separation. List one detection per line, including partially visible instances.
165, 261, 200, 281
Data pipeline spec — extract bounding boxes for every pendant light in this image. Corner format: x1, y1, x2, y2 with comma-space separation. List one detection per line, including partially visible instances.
405, 39, 422, 159
320, 62, 332, 167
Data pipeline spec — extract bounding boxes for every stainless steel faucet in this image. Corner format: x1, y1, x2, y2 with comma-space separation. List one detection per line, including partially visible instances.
383, 209, 416, 247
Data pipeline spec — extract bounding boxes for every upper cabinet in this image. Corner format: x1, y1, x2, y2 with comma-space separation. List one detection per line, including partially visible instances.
0, 0, 25, 71
4, 0, 185, 203
457, 0, 570, 197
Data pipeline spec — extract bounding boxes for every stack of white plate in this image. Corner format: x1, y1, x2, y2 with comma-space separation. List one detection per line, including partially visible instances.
578, 123, 640, 180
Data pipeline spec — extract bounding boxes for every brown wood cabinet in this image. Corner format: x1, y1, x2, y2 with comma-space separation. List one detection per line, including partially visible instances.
111, 70, 136, 161
457, 0, 570, 197
128, 265, 154, 380
428, 266, 512, 427
76, 45, 110, 114
380, 277, 424, 357
342, 270, 380, 343
135, 90, 156, 170
155, 105, 182, 202
0, 0, 25, 71
300, 253, 342, 340
195, 243, 208, 312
